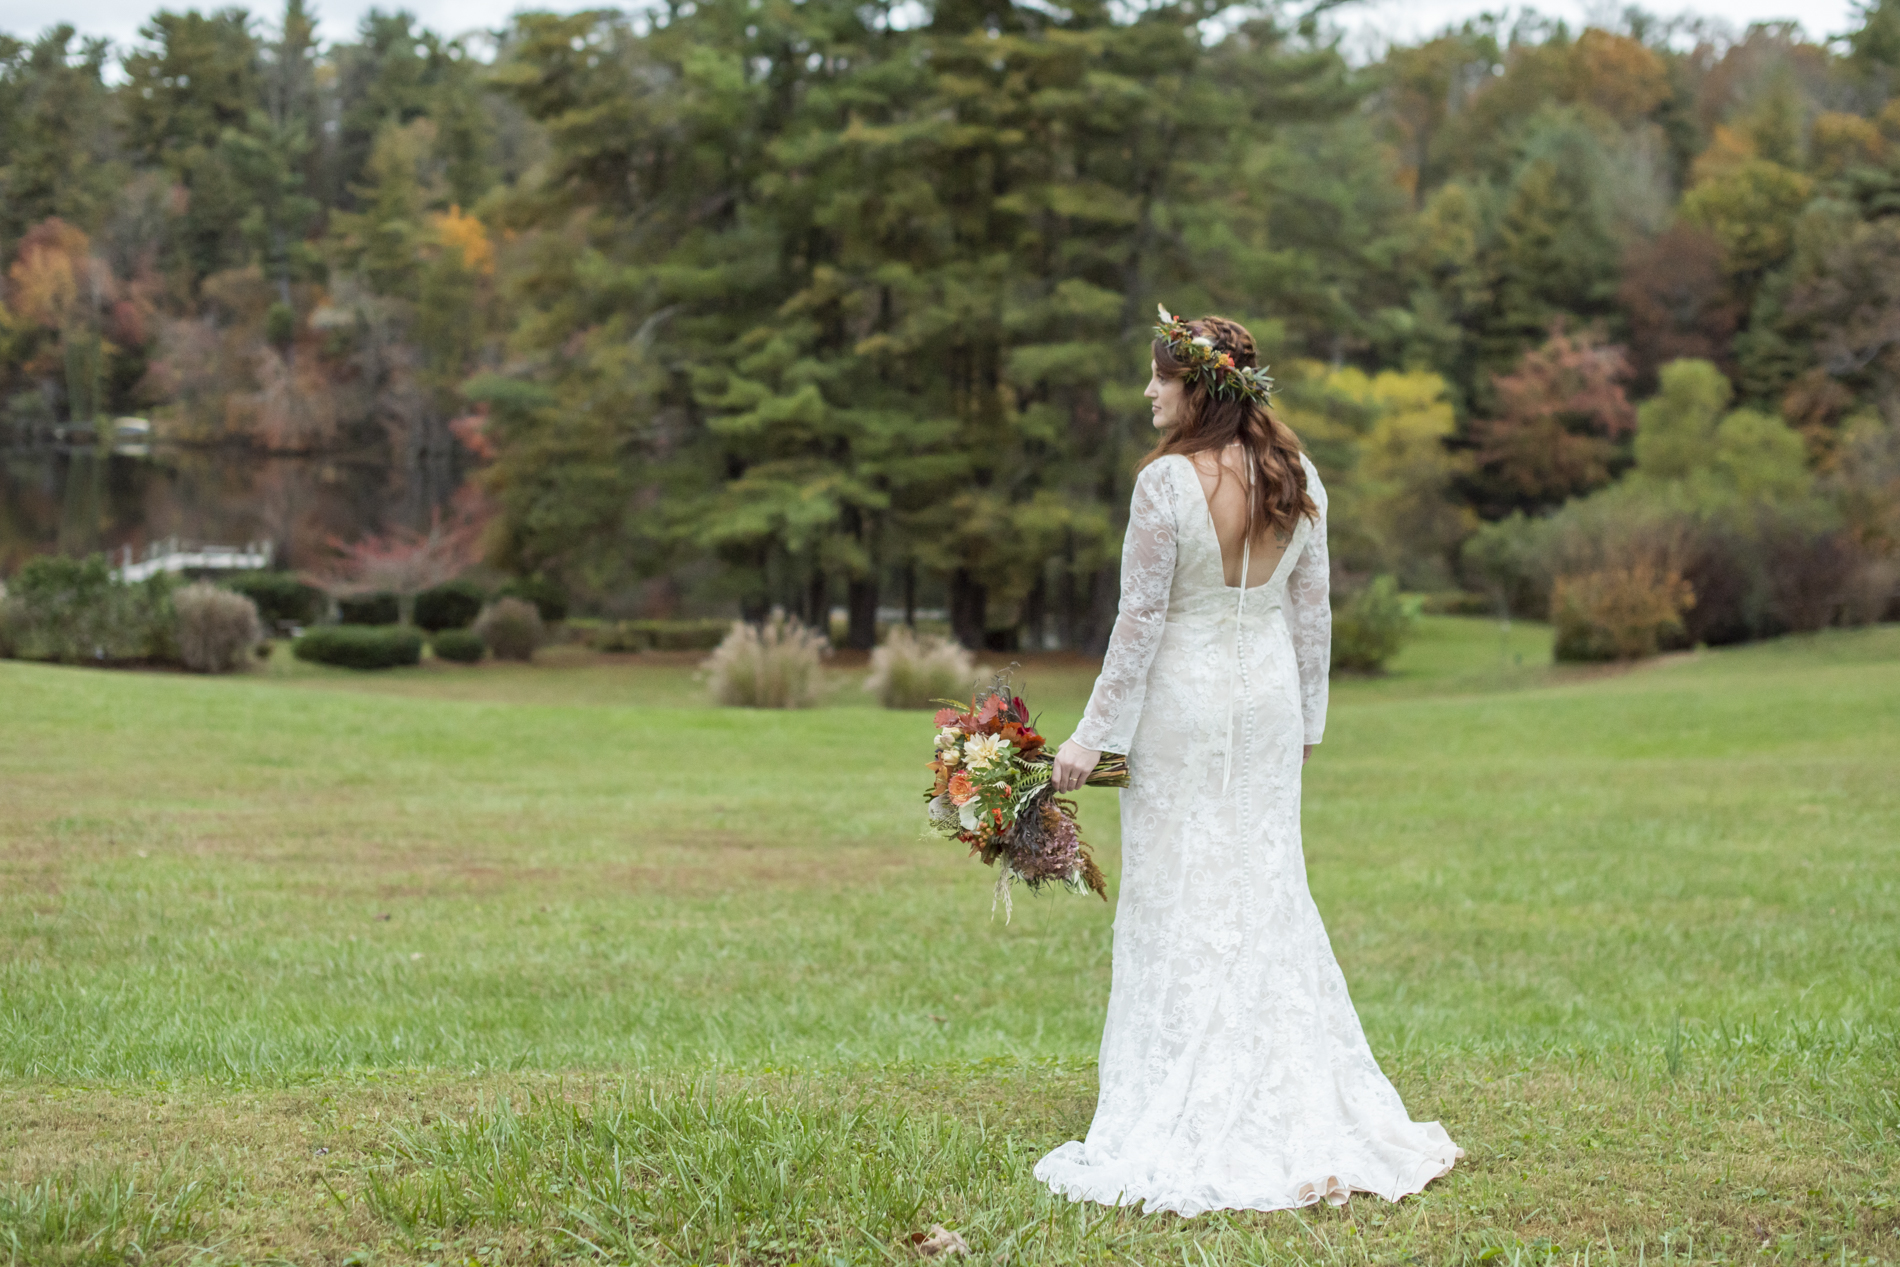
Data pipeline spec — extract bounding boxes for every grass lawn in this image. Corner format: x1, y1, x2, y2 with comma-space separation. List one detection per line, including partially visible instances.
1, 617, 1896, 1265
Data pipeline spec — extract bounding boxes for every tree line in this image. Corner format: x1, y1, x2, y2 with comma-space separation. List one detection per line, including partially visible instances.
2, 0, 1897, 650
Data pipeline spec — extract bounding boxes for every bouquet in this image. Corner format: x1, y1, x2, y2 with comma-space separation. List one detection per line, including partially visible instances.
925, 671, 1128, 918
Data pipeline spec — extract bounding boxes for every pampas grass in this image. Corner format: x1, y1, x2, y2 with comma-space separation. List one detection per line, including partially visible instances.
475, 597, 544, 662
174, 582, 262, 673
863, 626, 977, 709
705, 610, 828, 707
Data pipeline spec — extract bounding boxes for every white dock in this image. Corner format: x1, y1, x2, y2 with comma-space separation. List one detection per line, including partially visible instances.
115, 538, 273, 583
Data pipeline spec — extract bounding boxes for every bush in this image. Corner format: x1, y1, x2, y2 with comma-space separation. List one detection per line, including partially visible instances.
337, 592, 399, 625
222, 571, 324, 629
497, 576, 567, 623
431, 628, 486, 663
864, 626, 976, 708
588, 619, 735, 653
0, 554, 177, 665
293, 625, 423, 669
474, 597, 543, 661
1331, 575, 1419, 673
414, 580, 487, 632
704, 610, 827, 707
174, 582, 262, 672
1552, 563, 1696, 661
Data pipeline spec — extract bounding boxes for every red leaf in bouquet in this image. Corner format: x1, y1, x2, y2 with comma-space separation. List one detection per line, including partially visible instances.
934, 707, 964, 727
974, 694, 1010, 728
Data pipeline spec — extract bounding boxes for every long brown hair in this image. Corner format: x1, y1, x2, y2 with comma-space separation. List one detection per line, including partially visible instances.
1139, 314, 1317, 539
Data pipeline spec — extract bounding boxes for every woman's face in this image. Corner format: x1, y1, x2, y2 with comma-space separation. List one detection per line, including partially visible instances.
1146, 362, 1186, 431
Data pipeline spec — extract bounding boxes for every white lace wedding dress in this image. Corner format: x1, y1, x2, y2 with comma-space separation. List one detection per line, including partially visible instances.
1034, 452, 1461, 1216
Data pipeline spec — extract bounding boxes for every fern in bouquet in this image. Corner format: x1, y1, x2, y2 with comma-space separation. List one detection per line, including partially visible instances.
924, 671, 1127, 916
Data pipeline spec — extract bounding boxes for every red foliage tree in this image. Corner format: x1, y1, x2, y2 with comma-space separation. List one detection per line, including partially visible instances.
1469, 325, 1636, 512
301, 486, 492, 622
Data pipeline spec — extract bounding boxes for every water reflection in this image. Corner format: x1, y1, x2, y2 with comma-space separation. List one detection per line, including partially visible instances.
0, 441, 395, 574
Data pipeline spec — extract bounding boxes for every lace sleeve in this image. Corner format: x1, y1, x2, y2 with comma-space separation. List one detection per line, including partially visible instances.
1070, 461, 1179, 754
1286, 454, 1331, 745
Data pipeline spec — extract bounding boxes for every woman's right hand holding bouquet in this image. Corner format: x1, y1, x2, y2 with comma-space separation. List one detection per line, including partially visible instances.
1051, 738, 1103, 793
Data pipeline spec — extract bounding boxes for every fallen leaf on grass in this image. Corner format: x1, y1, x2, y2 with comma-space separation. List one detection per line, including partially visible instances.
910, 1225, 969, 1257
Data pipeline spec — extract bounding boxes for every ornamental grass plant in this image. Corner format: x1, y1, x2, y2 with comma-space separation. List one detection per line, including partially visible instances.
474, 598, 543, 662
173, 582, 262, 673
864, 626, 977, 709
704, 609, 827, 707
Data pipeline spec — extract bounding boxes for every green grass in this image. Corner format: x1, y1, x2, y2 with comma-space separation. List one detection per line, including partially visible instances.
2, 618, 1897, 1265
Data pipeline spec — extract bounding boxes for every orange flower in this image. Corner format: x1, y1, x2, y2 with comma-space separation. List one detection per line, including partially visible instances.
948, 771, 978, 806
998, 720, 1044, 755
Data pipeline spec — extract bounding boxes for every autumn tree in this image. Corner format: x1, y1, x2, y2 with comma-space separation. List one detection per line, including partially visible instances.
1466, 325, 1636, 515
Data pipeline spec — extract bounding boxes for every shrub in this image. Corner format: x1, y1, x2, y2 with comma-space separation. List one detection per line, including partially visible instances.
222, 571, 325, 629
337, 592, 399, 625
1552, 563, 1696, 661
588, 619, 735, 653
497, 576, 567, 623
174, 582, 262, 673
432, 628, 486, 663
864, 626, 976, 709
1331, 575, 1419, 674
414, 580, 487, 632
0, 554, 177, 665
1758, 513, 1859, 633
704, 610, 827, 707
474, 597, 543, 661
293, 625, 423, 669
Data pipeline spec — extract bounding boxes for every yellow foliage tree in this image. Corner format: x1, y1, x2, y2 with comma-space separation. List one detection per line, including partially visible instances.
1279, 364, 1475, 589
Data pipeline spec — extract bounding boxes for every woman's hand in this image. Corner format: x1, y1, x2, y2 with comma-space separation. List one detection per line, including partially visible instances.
1302, 744, 1313, 766
1051, 739, 1102, 793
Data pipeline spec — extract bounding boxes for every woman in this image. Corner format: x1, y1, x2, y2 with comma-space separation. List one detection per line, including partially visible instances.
1033, 310, 1461, 1216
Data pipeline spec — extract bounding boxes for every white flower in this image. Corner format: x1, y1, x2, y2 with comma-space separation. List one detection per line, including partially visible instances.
1191, 336, 1214, 349
963, 733, 1010, 769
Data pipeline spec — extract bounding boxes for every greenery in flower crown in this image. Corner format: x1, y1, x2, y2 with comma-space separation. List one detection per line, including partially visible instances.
1154, 304, 1276, 405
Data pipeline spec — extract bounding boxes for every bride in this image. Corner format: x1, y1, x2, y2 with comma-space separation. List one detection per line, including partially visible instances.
1034, 309, 1461, 1216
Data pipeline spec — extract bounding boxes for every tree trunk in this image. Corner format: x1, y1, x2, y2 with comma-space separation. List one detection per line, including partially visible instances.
902, 563, 916, 628
1021, 572, 1047, 652
949, 568, 987, 650
1081, 561, 1118, 655
847, 573, 878, 650
1056, 539, 1078, 651
807, 568, 829, 634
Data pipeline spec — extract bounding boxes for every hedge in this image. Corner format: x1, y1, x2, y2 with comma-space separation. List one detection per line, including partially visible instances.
587, 618, 733, 652
293, 625, 423, 669
337, 592, 400, 625
415, 580, 487, 632
222, 571, 325, 627
496, 576, 567, 623
431, 628, 485, 663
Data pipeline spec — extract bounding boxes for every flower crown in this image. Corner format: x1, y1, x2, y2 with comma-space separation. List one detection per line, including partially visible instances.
1154, 304, 1275, 405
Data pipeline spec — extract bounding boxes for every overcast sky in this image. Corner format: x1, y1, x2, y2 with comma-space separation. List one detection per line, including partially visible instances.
1, 0, 1860, 61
